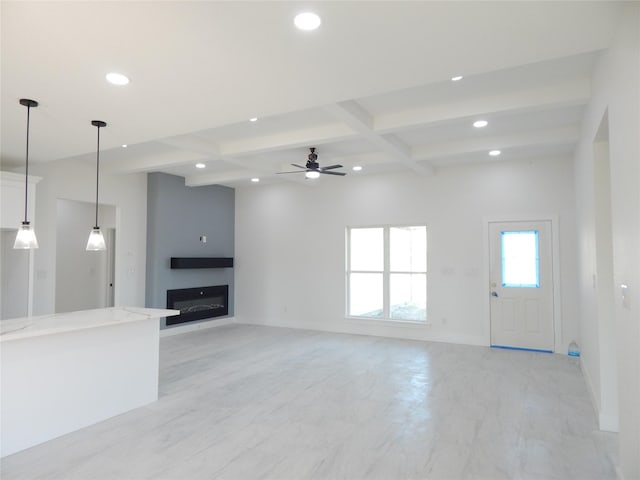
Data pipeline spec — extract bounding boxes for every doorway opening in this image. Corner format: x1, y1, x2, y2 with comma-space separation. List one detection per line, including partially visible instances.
593, 111, 618, 432
55, 199, 116, 313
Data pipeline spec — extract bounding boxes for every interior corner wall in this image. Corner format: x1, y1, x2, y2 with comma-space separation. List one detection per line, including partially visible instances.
235, 156, 578, 351
29, 158, 147, 316
145, 173, 235, 329
573, 4, 640, 478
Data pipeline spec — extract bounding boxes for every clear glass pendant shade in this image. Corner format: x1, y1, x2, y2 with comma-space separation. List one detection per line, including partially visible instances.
14, 223, 39, 249
86, 227, 106, 251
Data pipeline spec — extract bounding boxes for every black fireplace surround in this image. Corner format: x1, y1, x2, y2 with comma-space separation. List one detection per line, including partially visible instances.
166, 285, 229, 325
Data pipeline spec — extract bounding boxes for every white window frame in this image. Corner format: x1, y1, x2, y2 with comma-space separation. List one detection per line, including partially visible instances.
345, 225, 427, 322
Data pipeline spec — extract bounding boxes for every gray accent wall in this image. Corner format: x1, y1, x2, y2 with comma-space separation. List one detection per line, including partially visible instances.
146, 173, 234, 328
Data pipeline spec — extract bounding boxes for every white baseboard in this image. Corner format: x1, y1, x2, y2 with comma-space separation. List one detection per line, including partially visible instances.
580, 356, 601, 417
599, 412, 619, 432
579, 357, 620, 433
236, 316, 486, 347
160, 317, 235, 337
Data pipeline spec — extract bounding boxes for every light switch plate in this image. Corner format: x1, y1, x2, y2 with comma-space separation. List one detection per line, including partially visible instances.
621, 283, 630, 309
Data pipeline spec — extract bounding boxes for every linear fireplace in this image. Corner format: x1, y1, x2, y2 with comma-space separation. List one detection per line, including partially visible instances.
166, 285, 229, 326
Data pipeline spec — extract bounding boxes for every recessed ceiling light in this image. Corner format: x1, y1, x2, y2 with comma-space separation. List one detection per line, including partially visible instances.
105, 72, 130, 85
294, 12, 321, 31
251, 178, 260, 183
473, 120, 488, 128
352, 166, 363, 171
305, 171, 320, 179
451, 75, 463, 82
195, 163, 206, 169
489, 150, 501, 156
121, 144, 127, 148
249, 117, 258, 122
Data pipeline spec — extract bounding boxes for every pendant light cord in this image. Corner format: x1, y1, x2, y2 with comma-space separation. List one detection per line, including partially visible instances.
23, 104, 31, 224
95, 125, 101, 229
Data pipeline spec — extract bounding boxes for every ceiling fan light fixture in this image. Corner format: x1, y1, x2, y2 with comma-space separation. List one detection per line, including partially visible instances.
276, 148, 345, 177
294, 12, 321, 31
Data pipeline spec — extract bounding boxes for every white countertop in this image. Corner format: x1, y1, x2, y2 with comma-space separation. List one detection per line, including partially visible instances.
0, 307, 179, 342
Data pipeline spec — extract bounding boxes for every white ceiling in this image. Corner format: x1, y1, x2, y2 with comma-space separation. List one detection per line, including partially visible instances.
1, 1, 624, 187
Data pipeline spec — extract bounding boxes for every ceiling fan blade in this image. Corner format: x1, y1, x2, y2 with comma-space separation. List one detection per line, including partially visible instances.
319, 164, 343, 171
277, 170, 307, 174
291, 164, 307, 169
320, 170, 346, 176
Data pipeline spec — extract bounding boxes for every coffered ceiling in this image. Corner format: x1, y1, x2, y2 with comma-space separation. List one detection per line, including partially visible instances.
0, 1, 624, 187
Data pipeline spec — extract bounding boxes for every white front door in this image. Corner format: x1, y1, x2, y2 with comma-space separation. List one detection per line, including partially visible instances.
489, 221, 554, 352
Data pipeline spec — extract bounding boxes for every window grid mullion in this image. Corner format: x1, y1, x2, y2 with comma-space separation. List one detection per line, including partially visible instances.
383, 227, 390, 318
345, 228, 351, 316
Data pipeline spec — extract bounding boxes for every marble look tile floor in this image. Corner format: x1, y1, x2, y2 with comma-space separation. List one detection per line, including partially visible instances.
1, 324, 617, 480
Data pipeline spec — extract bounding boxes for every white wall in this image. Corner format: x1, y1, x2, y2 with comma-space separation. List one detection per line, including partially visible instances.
29, 157, 147, 315
236, 156, 578, 351
0, 231, 29, 319
574, 4, 640, 478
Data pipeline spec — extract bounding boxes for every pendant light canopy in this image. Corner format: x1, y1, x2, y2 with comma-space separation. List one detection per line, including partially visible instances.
14, 99, 39, 249
86, 120, 107, 251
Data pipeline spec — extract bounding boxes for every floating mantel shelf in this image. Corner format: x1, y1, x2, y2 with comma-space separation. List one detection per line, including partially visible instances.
170, 257, 234, 269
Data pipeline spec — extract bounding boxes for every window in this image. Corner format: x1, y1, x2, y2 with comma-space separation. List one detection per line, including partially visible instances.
347, 225, 427, 321
501, 230, 539, 288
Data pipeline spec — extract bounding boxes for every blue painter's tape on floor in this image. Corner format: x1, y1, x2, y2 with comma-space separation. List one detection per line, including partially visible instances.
491, 345, 553, 354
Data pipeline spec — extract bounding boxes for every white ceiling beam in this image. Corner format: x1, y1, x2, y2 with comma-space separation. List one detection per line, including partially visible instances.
220, 124, 357, 157
411, 125, 580, 161
185, 167, 309, 187
187, 153, 314, 186
325, 101, 434, 175
158, 135, 222, 157
375, 78, 590, 133
184, 170, 262, 187
104, 150, 210, 174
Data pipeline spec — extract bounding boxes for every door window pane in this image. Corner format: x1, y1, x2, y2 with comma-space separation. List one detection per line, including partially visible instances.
349, 273, 383, 317
501, 230, 539, 288
390, 273, 426, 320
350, 228, 383, 271
390, 226, 426, 272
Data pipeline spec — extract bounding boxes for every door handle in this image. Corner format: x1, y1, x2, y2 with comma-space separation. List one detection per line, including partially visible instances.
491, 291, 499, 298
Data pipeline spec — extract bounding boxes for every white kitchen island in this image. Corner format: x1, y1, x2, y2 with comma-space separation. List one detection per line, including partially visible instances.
0, 307, 179, 457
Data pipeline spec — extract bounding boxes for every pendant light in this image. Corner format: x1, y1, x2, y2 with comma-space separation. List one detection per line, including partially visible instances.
14, 99, 39, 249
86, 120, 107, 251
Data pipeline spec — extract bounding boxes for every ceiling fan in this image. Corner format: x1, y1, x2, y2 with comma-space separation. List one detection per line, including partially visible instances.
277, 148, 346, 178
